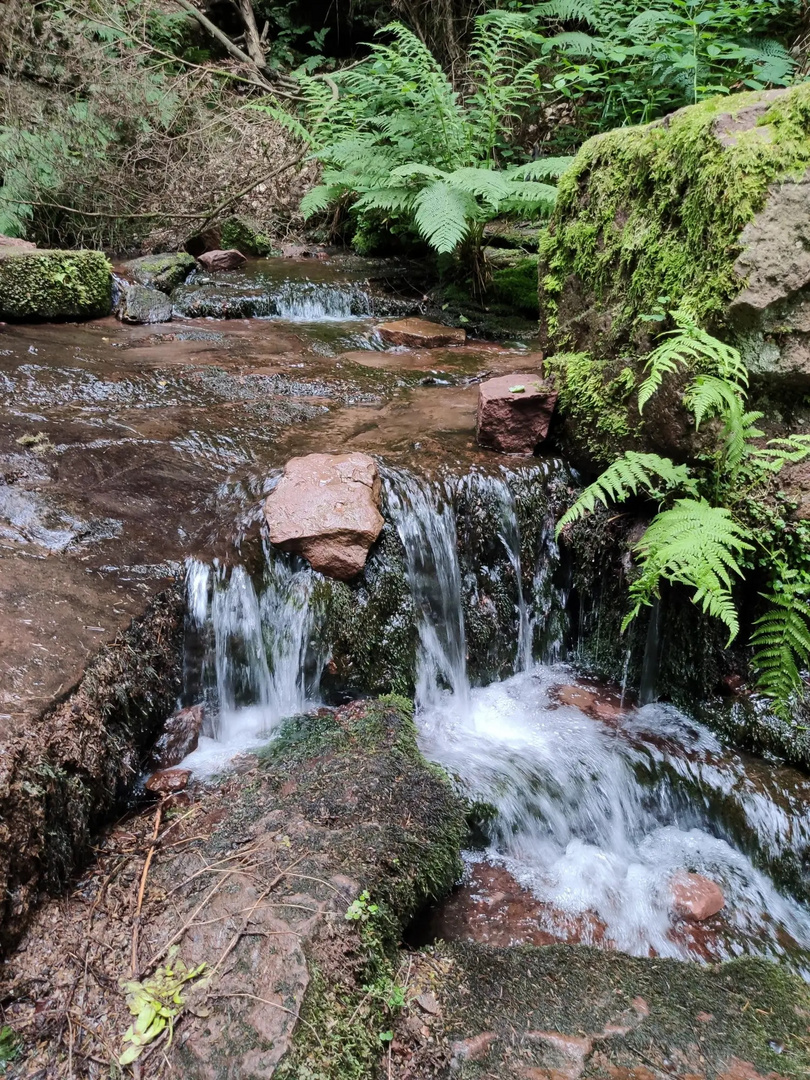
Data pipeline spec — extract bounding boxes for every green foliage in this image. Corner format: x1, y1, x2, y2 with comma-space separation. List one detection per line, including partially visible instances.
544, 351, 637, 463
257, 14, 573, 265
751, 579, 810, 716
638, 310, 748, 412
557, 318, 810, 713
624, 498, 752, 642
345, 890, 380, 922
119, 950, 207, 1065
529, 0, 800, 137
556, 451, 695, 531
0, 1027, 21, 1074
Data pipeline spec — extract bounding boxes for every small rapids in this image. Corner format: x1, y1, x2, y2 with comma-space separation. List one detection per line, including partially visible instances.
182, 464, 810, 974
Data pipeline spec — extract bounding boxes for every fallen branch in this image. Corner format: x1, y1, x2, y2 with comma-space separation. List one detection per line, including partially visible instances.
131, 803, 163, 978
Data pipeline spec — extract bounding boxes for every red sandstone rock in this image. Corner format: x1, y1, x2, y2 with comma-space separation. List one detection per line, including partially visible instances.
450, 1031, 497, 1063
0, 235, 37, 250
145, 767, 192, 794
197, 248, 247, 272
151, 704, 204, 769
671, 871, 725, 922
476, 373, 558, 454
264, 452, 384, 581
377, 317, 466, 348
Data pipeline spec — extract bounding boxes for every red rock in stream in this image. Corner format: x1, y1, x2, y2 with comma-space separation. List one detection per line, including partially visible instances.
671, 871, 725, 922
264, 452, 384, 580
377, 317, 466, 348
476, 372, 558, 454
145, 767, 191, 794
151, 703, 204, 769
196, 248, 247, 271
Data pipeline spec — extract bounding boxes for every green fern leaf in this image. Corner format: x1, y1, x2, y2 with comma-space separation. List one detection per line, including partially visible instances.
752, 585, 810, 718
555, 451, 695, 536
509, 157, 576, 180
412, 181, 476, 253
445, 167, 513, 204
624, 499, 753, 644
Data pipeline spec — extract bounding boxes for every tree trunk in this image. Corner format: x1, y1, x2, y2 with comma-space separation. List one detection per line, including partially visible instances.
235, 0, 267, 71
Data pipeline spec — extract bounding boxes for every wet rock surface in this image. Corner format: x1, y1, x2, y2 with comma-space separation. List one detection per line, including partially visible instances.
476, 371, 557, 454
150, 704, 204, 769
378, 317, 467, 348
264, 451, 384, 580
121, 252, 195, 294
117, 283, 173, 324
0, 698, 467, 1078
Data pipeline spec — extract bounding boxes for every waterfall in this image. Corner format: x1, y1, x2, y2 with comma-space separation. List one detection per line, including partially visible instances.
182, 551, 322, 759
271, 280, 367, 321
385, 471, 471, 709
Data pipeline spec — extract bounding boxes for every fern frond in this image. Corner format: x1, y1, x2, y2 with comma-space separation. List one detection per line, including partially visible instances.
509, 156, 576, 180
300, 184, 345, 217
752, 585, 810, 718
531, 0, 600, 29
445, 166, 514, 204
750, 434, 810, 475
389, 163, 447, 181
638, 312, 748, 414
541, 31, 606, 56
624, 499, 753, 644
555, 451, 695, 535
413, 181, 476, 253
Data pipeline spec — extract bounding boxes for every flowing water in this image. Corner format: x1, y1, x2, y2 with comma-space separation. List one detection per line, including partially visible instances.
181, 463, 810, 975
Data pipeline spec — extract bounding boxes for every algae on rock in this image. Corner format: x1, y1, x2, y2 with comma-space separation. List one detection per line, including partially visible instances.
0, 249, 111, 321
540, 83, 810, 465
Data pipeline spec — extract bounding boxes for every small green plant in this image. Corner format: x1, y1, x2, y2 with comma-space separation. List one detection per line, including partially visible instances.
119, 950, 207, 1065
345, 890, 379, 922
557, 317, 810, 716
0, 1027, 21, 1074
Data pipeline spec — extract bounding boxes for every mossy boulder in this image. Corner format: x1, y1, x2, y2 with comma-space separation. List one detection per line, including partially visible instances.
489, 256, 540, 317
122, 251, 195, 293
0, 249, 111, 322
220, 214, 279, 257
540, 83, 810, 465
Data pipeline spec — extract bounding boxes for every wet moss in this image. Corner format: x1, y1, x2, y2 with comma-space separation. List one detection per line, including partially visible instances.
417, 942, 810, 1079
0, 249, 111, 321
489, 257, 539, 317
124, 251, 195, 293
220, 215, 279, 257
257, 698, 467, 1080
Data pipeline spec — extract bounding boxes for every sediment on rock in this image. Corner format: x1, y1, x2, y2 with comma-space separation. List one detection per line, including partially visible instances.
0, 698, 467, 1078
0, 583, 185, 956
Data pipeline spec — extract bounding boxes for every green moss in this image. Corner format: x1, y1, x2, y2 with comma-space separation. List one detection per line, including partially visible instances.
124, 251, 195, 293
261, 698, 466, 1080
489, 256, 539, 317
542, 83, 810, 351
0, 249, 111, 321
544, 350, 637, 465
220, 215, 279, 257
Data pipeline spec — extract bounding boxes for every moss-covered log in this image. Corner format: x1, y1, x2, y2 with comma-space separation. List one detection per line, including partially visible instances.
0, 249, 112, 321
0, 584, 185, 956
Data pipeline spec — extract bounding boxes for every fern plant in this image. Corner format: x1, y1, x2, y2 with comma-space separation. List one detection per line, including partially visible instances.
556, 316, 810, 717
256, 14, 574, 271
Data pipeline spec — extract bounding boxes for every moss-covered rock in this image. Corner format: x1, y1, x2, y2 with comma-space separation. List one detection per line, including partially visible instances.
392, 942, 810, 1079
220, 214, 279, 257
123, 251, 195, 293
0, 249, 111, 321
489, 256, 539, 317
540, 83, 810, 465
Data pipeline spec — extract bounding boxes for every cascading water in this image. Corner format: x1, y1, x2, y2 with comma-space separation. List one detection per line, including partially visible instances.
179, 463, 810, 974
181, 549, 324, 770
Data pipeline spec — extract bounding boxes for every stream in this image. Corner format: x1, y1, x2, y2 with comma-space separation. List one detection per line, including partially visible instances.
182, 466, 810, 978
2, 255, 809, 983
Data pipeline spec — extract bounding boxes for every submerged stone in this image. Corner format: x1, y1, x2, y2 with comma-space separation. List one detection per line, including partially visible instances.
476, 372, 557, 454
378, 317, 466, 348
116, 282, 172, 324
171, 282, 275, 319
122, 251, 195, 293
264, 452, 384, 581
0, 249, 111, 322
671, 871, 726, 922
